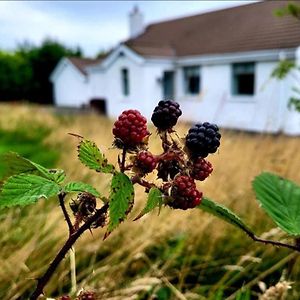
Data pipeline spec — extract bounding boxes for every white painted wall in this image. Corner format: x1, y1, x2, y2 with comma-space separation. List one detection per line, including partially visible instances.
282, 47, 300, 135
175, 61, 294, 133
90, 53, 146, 118
52, 46, 300, 134
53, 63, 89, 108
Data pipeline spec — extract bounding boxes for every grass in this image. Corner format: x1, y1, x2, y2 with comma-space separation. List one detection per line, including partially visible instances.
0, 103, 299, 299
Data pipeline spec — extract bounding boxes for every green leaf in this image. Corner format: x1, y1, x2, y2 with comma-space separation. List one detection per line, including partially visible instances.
0, 174, 61, 208
0, 152, 66, 184
64, 182, 100, 197
253, 172, 300, 236
198, 197, 254, 235
134, 187, 163, 220
78, 139, 115, 174
105, 172, 134, 237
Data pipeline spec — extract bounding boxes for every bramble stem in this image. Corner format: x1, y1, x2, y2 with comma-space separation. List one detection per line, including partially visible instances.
244, 228, 300, 253
120, 147, 127, 173
30, 203, 109, 300
58, 192, 74, 235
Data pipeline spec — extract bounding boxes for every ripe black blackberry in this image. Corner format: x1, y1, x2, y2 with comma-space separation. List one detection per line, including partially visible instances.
134, 151, 157, 174
112, 110, 149, 148
185, 122, 221, 158
157, 160, 182, 181
151, 100, 182, 131
190, 157, 213, 181
169, 175, 202, 210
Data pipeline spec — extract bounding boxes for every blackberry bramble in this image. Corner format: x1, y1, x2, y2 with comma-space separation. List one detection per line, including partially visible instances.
185, 122, 221, 158
151, 100, 182, 131
169, 175, 202, 210
112, 110, 149, 148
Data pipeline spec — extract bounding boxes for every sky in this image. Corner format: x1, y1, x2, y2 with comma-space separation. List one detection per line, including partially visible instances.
0, 1, 257, 58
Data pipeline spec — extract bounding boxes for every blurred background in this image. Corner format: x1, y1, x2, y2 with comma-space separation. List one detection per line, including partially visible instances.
0, 1, 300, 299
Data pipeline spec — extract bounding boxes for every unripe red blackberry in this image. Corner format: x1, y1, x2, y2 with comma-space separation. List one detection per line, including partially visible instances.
151, 100, 182, 131
135, 151, 157, 174
113, 110, 149, 147
191, 158, 213, 181
157, 160, 182, 181
185, 122, 221, 158
77, 290, 96, 300
59, 296, 71, 300
169, 175, 202, 210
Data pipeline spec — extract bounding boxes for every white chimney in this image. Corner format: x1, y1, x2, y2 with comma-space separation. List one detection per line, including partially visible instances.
129, 6, 144, 38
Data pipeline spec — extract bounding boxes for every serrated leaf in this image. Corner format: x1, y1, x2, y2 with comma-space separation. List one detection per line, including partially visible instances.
64, 182, 100, 197
253, 172, 300, 236
78, 139, 115, 174
0, 174, 61, 208
106, 172, 134, 237
198, 197, 254, 235
0, 152, 66, 184
134, 188, 163, 221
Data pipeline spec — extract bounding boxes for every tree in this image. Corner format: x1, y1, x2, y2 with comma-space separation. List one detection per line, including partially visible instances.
18, 39, 83, 104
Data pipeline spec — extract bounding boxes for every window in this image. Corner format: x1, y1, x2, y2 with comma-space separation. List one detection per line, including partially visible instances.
232, 63, 255, 95
121, 68, 129, 96
183, 66, 200, 95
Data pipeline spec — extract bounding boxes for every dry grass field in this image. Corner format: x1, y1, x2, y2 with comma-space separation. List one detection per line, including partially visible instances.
0, 103, 299, 299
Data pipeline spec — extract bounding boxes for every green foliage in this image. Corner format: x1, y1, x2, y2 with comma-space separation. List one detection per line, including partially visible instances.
0, 123, 59, 179
0, 174, 60, 208
0, 152, 65, 184
198, 197, 254, 235
253, 172, 300, 236
271, 60, 295, 79
78, 139, 115, 174
134, 187, 163, 220
106, 172, 134, 235
0, 51, 32, 100
275, 2, 300, 19
0, 39, 82, 103
64, 182, 100, 197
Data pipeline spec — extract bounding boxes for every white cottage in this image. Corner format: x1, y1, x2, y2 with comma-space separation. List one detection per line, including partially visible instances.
50, 1, 300, 134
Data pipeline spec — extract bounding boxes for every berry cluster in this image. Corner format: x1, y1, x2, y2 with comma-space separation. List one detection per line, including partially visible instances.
112, 109, 149, 148
112, 100, 221, 210
151, 100, 182, 131
186, 122, 221, 158
169, 175, 202, 210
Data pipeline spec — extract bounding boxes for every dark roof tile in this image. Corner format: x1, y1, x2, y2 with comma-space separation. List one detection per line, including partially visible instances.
126, 1, 300, 57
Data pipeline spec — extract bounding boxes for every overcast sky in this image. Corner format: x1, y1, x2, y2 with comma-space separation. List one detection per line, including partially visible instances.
0, 1, 257, 57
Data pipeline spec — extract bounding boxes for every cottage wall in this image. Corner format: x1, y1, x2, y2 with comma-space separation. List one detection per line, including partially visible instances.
53, 64, 89, 108
174, 61, 291, 133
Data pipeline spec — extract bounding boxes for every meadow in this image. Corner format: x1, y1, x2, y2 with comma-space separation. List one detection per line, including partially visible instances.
0, 103, 299, 300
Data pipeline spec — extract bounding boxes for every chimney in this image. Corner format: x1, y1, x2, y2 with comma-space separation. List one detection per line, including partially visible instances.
129, 5, 144, 38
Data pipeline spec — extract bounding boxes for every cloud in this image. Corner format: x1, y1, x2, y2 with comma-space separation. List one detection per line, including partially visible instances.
0, 1, 127, 56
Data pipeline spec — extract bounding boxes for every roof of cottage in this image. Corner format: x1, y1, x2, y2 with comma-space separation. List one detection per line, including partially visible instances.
125, 1, 300, 57
67, 57, 105, 75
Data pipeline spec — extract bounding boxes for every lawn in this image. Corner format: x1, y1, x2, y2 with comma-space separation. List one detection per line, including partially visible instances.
0, 103, 299, 300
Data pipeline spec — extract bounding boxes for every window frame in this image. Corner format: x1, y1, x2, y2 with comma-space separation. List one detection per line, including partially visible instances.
121, 67, 130, 96
183, 65, 201, 96
231, 62, 255, 97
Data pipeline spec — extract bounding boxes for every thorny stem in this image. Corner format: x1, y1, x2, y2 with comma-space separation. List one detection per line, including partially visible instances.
58, 192, 74, 235
120, 147, 127, 173
159, 130, 171, 152
30, 203, 109, 300
243, 228, 300, 253
131, 175, 157, 191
